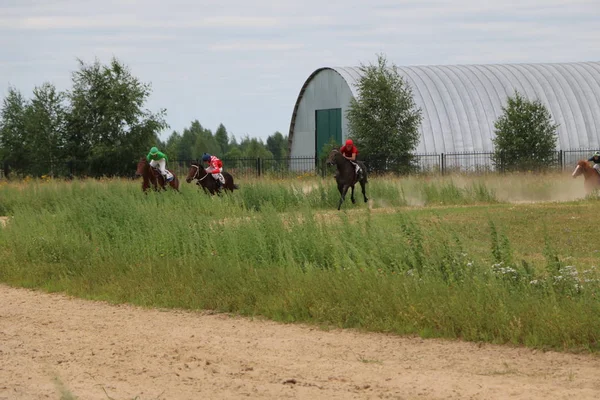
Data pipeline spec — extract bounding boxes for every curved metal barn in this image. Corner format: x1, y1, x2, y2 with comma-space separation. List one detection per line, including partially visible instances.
288, 61, 600, 170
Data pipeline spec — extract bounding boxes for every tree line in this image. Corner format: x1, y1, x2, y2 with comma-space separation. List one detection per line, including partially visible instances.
1, 53, 561, 178
0, 57, 288, 177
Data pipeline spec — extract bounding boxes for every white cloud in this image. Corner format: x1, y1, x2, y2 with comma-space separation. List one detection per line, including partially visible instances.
0, 0, 598, 141
208, 41, 305, 52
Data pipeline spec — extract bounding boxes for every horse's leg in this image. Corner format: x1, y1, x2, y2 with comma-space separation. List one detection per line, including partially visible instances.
360, 179, 368, 202
337, 182, 344, 196
350, 185, 356, 204
338, 184, 349, 210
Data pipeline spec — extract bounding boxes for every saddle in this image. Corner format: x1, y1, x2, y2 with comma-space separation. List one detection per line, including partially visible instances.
151, 167, 173, 182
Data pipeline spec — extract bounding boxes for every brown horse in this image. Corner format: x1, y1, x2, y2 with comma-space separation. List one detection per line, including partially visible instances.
572, 160, 600, 194
185, 161, 238, 195
135, 158, 180, 192
327, 149, 368, 210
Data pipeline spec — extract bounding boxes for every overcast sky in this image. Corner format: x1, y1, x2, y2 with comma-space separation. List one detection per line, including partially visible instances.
1, 0, 599, 143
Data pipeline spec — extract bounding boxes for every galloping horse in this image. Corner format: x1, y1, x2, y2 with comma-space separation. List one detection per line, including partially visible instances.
572, 160, 600, 194
327, 149, 368, 210
185, 161, 239, 195
135, 158, 180, 192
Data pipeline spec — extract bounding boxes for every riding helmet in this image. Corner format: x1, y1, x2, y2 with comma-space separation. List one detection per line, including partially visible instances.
202, 153, 211, 162
150, 146, 159, 154
345, 139, 353, 146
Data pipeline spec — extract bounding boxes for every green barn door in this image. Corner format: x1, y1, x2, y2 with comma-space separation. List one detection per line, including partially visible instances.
315, 108, 342, 158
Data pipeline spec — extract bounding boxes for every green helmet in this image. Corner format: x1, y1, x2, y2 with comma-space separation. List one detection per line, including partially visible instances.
150, 147, 159, 154
594, 151, 600, 157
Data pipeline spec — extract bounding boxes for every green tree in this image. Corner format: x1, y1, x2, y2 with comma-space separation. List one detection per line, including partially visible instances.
346, 53, 422, 173
65, 57, 168, 176
214, 123, 229, 154
238, 136, 272, 159
23, 83, 68, 176
164, 131, 181, 160
492, 91, 559, 172
319, 136, 340, 177
0, 87, 28, 172
266, 131, 288, 159
193, 122, 220, 158
178, 123, 199, 160
225, 146, 243, 159
225, 134, 241, 158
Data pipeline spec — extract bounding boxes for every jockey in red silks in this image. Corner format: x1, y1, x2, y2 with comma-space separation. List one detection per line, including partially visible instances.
201, 153, 226, 187
339, 139, 363, 179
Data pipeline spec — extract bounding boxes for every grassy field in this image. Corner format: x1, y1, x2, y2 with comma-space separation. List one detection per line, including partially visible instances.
1, 173, 599, 352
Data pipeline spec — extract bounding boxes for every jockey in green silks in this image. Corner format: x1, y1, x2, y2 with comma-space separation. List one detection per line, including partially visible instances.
146, 147, 173, 182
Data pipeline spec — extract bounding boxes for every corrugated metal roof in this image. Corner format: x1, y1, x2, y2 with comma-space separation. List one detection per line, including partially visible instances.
330, 61, 600, 153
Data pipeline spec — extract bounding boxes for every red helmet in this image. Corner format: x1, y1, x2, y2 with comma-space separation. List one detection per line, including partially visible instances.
345, 139, 353, 146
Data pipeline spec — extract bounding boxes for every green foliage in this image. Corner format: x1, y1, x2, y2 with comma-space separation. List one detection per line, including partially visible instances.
238, 136, 273, 159
319, 136, 339, 160
24, 83, 68, 176
0, 57, 289, 178
347, 53, 423, 174
66, 57, 168, 176
318, 136, 340, 176
164, 131, 181, 161
214, 123, 230, 154
492, 91, 559, 172
266, 131, 288, 159
0, 87, 27, 170
1, 58, 167, 177
191, 121, 221, 158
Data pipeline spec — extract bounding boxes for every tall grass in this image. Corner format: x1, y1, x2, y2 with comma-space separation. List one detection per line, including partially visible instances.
0, 175, 598, 351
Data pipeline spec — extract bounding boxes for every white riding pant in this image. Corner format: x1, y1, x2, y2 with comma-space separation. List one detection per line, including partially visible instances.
594, 164, 600, 174
150, 159, 171, 178
206, 167, 225, 183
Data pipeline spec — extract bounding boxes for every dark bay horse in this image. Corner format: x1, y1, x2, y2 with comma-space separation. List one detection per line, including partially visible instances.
135, 158, 180, 192
185, 161, 239, 195
327, 149, 368, 210
572, 160, 600, 194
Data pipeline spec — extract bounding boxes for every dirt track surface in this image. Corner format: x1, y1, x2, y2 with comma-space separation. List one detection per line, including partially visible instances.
1, 285, 600, 400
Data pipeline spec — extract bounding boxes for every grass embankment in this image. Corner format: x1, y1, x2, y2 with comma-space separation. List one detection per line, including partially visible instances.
0, 174, 598, 351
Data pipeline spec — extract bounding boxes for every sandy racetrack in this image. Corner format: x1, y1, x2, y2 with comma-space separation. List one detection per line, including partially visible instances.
1, 285, 600, 399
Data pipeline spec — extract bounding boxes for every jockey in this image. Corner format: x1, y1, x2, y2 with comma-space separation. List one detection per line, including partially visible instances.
201, 153, 226, 187
588, 151, 600, 175
339, 139, 363, 179
146, 146, 173, 182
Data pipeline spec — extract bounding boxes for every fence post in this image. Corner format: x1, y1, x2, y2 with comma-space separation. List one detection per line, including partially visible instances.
559, 150, 564, 171
256, 157, 261, 177
440, 153, 445, 175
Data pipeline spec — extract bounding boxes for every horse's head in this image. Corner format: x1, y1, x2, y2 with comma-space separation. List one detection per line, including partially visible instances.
186, 160, 201, 183
135, 157, 147, 177
572, 160, 591, 179
326, 149, 340, 166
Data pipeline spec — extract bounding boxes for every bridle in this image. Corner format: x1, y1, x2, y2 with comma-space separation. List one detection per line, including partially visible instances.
190, 164, 209, 181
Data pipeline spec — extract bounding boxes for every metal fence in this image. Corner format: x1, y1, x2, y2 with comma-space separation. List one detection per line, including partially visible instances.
0, 149, 596, 180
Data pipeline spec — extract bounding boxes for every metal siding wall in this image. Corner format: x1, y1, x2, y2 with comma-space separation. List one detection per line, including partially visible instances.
290, 70, 355, 159
291, 62, 600, 158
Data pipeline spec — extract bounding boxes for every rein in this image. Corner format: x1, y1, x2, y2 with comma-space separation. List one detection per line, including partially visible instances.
190, 164, 209, 181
